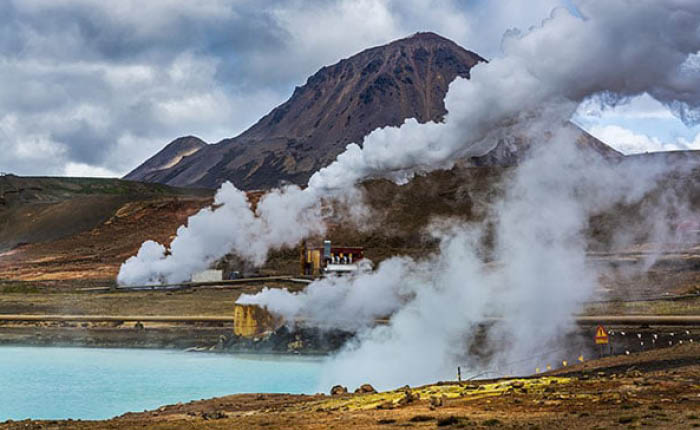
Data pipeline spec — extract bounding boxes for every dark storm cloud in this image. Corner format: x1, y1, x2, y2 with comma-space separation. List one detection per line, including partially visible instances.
51, 121, 111, 165
3, 1, 288, 78
0, 0, 565, 177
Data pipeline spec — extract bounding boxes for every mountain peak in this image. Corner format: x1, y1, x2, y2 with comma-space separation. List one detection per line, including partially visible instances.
127, 33, 487, 189
399, 31, 460, 43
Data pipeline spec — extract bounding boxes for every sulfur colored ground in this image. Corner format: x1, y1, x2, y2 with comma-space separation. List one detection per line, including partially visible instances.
1, 343, 698, 430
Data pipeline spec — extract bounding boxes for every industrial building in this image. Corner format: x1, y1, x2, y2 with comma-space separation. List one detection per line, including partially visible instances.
300, 240, 364, 276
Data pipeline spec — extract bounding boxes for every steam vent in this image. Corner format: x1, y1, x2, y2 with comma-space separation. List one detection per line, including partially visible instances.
233, 304, 282, 338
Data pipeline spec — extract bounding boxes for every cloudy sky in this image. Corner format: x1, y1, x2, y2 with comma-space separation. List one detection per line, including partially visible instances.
1, 0, 698, 178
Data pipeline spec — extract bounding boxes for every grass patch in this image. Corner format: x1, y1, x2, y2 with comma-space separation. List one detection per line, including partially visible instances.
0, 284, 40, 294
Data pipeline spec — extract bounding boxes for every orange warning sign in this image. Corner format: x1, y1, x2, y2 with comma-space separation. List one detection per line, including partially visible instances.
595, 325, 609, 345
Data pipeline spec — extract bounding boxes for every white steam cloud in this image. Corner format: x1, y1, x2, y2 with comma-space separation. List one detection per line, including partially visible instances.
118, 184, 326, 285
240, 129, 682, 389
310, 1, 700, 190
119, 0, 699, 389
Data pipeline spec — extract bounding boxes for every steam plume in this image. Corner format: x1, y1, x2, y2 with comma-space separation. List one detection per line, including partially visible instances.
240, 128, 681, 389
119, 0, 699, 389
118, 184, 326, 285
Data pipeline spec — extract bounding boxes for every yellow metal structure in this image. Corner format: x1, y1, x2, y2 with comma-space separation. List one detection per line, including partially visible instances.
233, 304, 281, 338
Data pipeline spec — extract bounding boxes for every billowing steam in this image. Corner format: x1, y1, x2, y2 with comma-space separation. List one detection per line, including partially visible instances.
120, 0, 699, 389
240, 129, 679, 389
119, 0, 700, 286
310, 1, 700, 190
118, 184, 326, 285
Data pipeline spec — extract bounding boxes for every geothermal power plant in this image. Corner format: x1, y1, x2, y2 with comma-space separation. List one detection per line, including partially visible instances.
1, 1, 700, 427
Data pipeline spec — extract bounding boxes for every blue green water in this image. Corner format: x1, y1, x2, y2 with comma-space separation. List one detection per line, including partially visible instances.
0, 346, 324, 421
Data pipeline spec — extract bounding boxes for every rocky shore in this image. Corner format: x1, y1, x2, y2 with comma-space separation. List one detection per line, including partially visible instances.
0, 321, 353, 354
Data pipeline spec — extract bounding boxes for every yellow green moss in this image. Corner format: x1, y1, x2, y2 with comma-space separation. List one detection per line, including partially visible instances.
312, 377, 573, 411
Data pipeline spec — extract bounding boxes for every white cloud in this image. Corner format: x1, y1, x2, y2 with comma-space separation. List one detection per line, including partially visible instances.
576, 93, 676, 121
63, 162, 120, 178
678, 132, 700, 151
2, 0, 572, 178
588, 124, 694, 154
3, 0, 696, 179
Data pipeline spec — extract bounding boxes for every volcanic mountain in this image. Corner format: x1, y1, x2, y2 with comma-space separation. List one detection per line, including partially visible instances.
125, 32, 619, 190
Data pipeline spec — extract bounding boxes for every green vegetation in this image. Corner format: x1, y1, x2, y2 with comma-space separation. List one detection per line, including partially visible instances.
0, 283, 40, 294
34, 176, 208, 196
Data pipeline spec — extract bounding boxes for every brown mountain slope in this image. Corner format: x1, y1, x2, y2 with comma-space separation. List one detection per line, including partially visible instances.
3, 151, 697, 286
0, 176, 212, 257
126, 32, 487, 190
124, 136, 206, 181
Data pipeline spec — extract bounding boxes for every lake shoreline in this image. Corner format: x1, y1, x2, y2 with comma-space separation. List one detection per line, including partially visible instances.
0, 323, 346, 355
0, 345, 325, 421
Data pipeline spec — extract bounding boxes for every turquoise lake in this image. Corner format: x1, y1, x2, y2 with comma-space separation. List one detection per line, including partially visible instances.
0, 346, 324, 420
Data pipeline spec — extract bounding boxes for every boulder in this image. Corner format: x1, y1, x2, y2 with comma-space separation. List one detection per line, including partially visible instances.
429, 395, 445, 407
330, 385, 348, 396
354, 384, 377, 394
376, 401, 395, 410
397, 389, 420, 405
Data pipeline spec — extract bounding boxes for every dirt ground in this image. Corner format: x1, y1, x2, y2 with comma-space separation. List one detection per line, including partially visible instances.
0, 196, 212, 281
0, 281, 311, 316
0, 281, 696, 320
1, 343, 697, 430
3, 166, 697, 295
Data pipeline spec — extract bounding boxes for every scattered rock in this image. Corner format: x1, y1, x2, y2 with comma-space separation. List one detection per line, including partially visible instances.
397, 389, 420, 405
376, 401, 395, 410
354, 383, 377, 394
429, 395, 446, 407
201, 410, 227, 420
437, 416, 464, 427
618, 415, 638, 424
408, 415, 434, 422
330, 385, 348, 396
287, 339, 304, 351
510, 381, 525, 389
